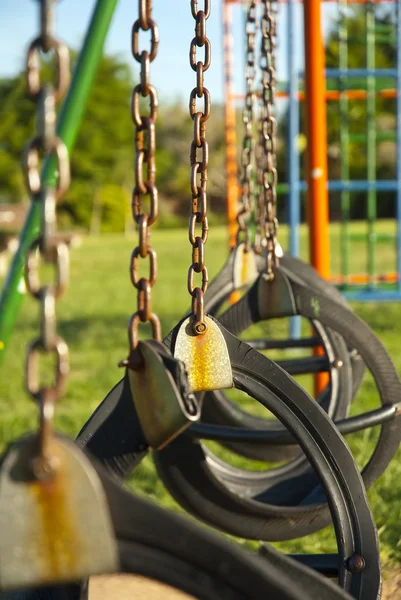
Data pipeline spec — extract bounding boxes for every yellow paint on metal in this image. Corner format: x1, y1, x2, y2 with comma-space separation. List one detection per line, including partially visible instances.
128, 342, 200, 449
233, 243, 258, 289
0, 435, 117, 590
174, 316, 233, 393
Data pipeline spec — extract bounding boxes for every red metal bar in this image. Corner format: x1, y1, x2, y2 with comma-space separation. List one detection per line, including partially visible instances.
223, 1, 239, 250
304, 0, 330, 394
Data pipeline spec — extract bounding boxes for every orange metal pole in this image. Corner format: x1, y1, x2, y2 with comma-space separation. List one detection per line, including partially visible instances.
304, 0, 330, 394
304, 0, 330, 276
234, 88, 397, 102
223, 1, 239, 250
330, 272, 399, 285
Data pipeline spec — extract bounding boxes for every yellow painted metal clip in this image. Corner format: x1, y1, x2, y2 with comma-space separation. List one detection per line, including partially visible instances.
173, 316, 233, 393
0, 435, 118, 590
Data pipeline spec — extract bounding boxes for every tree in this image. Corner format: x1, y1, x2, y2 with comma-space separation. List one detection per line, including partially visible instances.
61, 54, 134, 228
0, 52, 228, 229
0, 53, 134, 229
0, 75, 35, 203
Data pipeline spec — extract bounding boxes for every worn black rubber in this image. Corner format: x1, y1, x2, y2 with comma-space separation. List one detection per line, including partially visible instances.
156, 321, 382, 599
279, 254, 366, 399
207, 251, 365, 398
97, 462, 355, 600
200, 319, 352, 462
75, 375, 148, 479
201, 252, 360, 461
1, 455, 354, 600
0, 587, 82, 600
213, 269, 401, 490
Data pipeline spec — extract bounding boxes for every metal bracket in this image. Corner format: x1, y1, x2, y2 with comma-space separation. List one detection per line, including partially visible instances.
127, 341, 200, 449
257, 267, 297, 319
0, 434, 118, 590
173, 316, 233, 393
232, 243, 258, 289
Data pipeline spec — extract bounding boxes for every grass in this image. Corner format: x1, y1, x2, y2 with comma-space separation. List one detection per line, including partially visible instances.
1, 221, 401, 570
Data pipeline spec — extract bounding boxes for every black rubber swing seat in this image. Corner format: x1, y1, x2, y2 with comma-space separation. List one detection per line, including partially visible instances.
0, 452, 355, 600
198, 251, 365, 461
189, 266, 401, 495
71, 327, 383, 599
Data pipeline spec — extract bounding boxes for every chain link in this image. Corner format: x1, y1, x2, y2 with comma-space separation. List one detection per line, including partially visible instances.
256, 0, 279, 275
23, 0, 71, 478
123, 0, 161, 366
188, 0, 212, 335
236, 0, 257, 252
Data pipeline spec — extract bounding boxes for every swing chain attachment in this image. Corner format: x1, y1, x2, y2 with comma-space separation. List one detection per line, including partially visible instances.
121, 0, 161, 369
257, 0, 279, 277
23, 0, 71, 480
236, 0, 257, 253
188, 0, 211, 336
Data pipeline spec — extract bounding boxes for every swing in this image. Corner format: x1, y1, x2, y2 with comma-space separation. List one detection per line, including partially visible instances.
2, 2, 399, 600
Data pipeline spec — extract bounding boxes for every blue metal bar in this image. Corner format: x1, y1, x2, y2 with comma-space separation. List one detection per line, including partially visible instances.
366, 0, 377, 288
344, 290, 401, 302
287, 0, 301, 339
292, 180, 399, 192
287, 0, 301, 260
338, 0, 350, 284
325, 68, 397, 78
328, 181, 398, 192
396, 0, 401, 296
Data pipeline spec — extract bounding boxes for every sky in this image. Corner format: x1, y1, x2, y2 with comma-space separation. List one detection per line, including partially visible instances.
0, 1, 337, 105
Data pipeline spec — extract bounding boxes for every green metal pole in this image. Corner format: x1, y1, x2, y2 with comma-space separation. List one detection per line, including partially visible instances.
339, 0, 350, 285
0, 0, 119, 365
366, 0, 377, 287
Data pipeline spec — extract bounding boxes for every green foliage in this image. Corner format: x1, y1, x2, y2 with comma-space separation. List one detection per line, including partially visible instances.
0, 51, 227, 229
99, 184, 129, 233
65, 55, 133, 228
0, 7, 398, 227
0, 75, 34, 202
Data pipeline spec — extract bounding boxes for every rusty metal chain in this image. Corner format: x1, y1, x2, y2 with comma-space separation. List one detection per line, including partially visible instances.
188, 0, 211, 335
237, 0, 257, 253
257, 0, 279, 275
23, 0, 71, 478
122, 0, 161, 367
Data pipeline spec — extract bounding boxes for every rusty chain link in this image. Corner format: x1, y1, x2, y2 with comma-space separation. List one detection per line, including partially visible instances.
23, 0, 71, 479
122, 0, 161, 367
236, 0, 257, 253
188, 0, 211, 335
256, 0, 279, 276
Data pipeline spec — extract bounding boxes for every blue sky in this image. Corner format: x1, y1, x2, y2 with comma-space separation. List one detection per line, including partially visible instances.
0, 1, 336, 104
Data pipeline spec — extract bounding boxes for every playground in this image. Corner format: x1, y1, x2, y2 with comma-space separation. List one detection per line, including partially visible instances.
1, 227, 401, 596
1, 0, 401, 599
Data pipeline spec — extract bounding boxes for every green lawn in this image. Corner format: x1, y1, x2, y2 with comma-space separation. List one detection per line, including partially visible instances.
1, 222, 401, 570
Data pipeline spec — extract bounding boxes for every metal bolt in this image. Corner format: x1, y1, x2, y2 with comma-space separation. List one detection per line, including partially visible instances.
185, 393, 199, 416
333, 359, 343, 369
347, 554, 365, 573
193, 321, 207, 335
31, 455, 58, 481
119, 347, 145, 371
